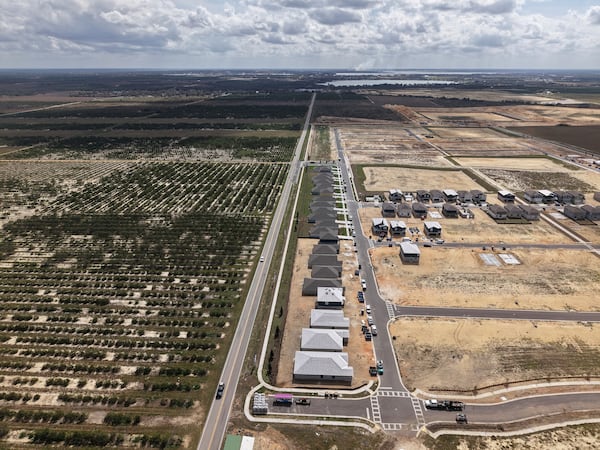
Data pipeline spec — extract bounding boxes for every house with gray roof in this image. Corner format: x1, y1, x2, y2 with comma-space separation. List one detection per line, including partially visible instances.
312, 244, 339, 255
381, 202, 396, 217
470, 190, 486, 204
309, 226, 338, 239
582, 205, 600, 221
563, 205, 586, 221
457, 190, 473, 203
293, 351, 353, 384
316, 286, 345, 309
416, 190, 430, 202
307, 254, 341, 269
308, 209, 336, 224
412, 202, 428, 218
442, 203, 459, 218
311, 266, 342, 279
396, 203, 412, 218
301, 329, 344, 352
518, 205, 540, 221
302, 278, 343, 296
524, 190, 543, 204
487, 204, 508, 220
594, 192, 600, 202
504, 204, 523, 219
430, 189, 444, 203
310, 309, 349, 329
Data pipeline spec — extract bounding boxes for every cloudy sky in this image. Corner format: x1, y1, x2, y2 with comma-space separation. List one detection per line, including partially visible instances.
1, 0, 599, 69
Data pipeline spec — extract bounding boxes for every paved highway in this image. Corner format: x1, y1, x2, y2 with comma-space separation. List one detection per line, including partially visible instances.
197, 94, 316, 450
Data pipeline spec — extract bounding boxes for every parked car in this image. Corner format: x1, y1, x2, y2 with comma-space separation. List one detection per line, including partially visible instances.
371, 325, 378, 336
456, 413, 468, 424
361, 279, 367, 290
295, 398, 311, 406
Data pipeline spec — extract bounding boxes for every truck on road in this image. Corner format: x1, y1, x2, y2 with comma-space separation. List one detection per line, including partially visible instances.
424, 399, 465, 411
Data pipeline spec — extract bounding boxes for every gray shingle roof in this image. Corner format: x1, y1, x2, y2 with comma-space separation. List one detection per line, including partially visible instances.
293, 351, 353, 378
301, 329, 343, 351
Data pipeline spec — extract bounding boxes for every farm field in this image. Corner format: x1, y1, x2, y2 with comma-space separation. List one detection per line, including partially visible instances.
508, 125, 600, 156
0, 160, 287, 447
371, 246, 600, 311
427, 127, 508, 140
0, 93, 309, 162
0, 90, 304, 447
391, 318, 600, 394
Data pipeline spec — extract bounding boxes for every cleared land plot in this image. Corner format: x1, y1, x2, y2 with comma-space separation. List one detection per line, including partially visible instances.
391, 318, 600, 393
509, 125, 600, 156
420, 111, 512, 122
372, 246, 600, 311
454, 156, 577, 172
480, 169, 597, 192
339, 127, 450, 166
362, 166, 484, 192
276, 239, 374, 389
377, 89, 558, 104
428, 127, 508, 140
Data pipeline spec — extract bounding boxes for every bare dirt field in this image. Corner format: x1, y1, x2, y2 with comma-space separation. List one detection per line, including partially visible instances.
276, 238, 375, 389
371, 89, 559, 104
372, 245, 600, 311
454, 156, 577, 172
338, 127, 450, 167
508, 125, 600, 156
362, 167, 484, 192
428, 127, 509, 140
419, 110, 513, 123
391, 318, 600, 393
480, 169, 597, 192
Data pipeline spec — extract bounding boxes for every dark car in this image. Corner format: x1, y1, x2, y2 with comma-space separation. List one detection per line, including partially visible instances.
456, 413, 468, 424
295, 398, 311, 406
216, 382, 225, 399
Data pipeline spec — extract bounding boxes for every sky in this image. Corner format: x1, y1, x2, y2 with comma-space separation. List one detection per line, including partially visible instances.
0, 0, 599, 70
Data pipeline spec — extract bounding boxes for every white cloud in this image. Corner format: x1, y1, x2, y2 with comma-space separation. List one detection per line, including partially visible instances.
0, 0, 597, 68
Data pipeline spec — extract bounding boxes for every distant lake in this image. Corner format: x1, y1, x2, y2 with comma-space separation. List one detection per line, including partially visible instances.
322, 79, 456, 87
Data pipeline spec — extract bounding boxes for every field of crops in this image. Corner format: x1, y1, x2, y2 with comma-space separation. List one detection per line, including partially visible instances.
0, 160, 287, 447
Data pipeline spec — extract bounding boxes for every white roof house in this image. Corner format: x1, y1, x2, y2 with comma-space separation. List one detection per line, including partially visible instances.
310, 309, 349, 329
399, 242, 420, 255
443, 189, 458, 196
390, 220, 406, 229
293, 351, 354, 383
372, 218, 389, 228
301, 328, 344, 352
316, 286, 345, 309
424, 221, 442, 230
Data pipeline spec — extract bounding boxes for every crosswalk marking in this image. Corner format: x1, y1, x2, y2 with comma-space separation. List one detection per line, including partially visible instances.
411, 396, 426, 427
377, 390, 411, 398
385, 301, 396, 319
382, 423, 409, 431
369, 395, 381, 423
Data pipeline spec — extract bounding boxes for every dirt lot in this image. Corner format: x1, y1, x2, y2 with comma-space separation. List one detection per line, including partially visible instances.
362, 167, 484, 192
421, 111, 512, 122
480, 169, 598, 192
371, 245, 600, 311
276, 238, 375, 389
428, 127, 508, 140
454, 157, 576, 172
391, 318, 600, 393
338, 127, 451, 167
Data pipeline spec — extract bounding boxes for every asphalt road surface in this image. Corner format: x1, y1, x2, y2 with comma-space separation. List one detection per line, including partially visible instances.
197, 94, 316, 450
